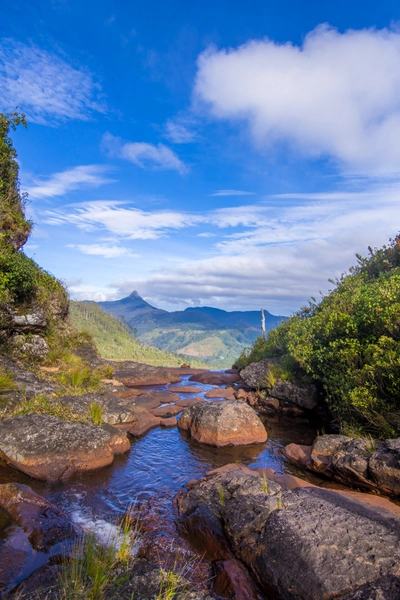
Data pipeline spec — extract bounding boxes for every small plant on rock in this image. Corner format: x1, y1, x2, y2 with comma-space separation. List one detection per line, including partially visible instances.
89, 401, 103, 426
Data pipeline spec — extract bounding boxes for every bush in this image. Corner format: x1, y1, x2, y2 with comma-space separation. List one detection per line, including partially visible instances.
235, 236, 400, 437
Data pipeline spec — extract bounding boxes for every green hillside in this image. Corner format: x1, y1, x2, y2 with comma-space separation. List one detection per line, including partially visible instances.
69, 301, 210, 368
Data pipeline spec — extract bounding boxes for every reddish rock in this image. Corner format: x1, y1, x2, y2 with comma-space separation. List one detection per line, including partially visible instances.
132, 395, 162, 410
150, 405, 183, 418
205, 388, 236, 400
128, 412, 161, 436
0, 414, 122, 481
189, 371, 241, 385
0, 483, 73, 550
169, 385, 203, 394
160, 417, 178, 427
141, 390, 180, 404
112, 388, 144, 399
213, 558, 262, 600
284, 443, 312, 468
178, 400, 267, 447
114, 364, 181, 387
176, 397, 205, 408
102, 423, 130, 454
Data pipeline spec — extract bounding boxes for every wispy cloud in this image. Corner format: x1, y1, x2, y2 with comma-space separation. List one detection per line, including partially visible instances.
102, 132, 187, 174
44, 200, 202, 239
67, 243, 139, 258
26, 165, 115, 199
211, 189, 255, 197
195, 25, 400, 176
0, 39, 105, 123
164, 118, 197, 143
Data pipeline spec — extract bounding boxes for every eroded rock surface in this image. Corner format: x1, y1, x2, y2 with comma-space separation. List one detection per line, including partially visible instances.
114, 363, 181, 387
59, 392, 141, 425
178, 400, 267, 446
189, 370, 241, 385
0, 414, 127, 480
176, 466, 400, 600
285, 434, 400, 496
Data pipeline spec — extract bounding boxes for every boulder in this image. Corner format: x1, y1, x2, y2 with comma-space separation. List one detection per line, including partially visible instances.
270, 379, 319, 410
0, 414, 127, 480
189, 371, 241, 385
11, 310, 47, 332
178, 400, 267, 446
285, 435, 400, 496
114, 363, 181, 386
239, 358, 274, 388
0, 483, 73, 551
176, 467, 400, 600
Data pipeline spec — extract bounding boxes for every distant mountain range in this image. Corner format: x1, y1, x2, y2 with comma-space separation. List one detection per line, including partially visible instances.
95, 291, 286, 368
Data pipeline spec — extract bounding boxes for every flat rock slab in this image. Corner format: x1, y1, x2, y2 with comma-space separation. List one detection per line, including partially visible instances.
150, 405, 183, 418
137, 390, 180, 405
169, 386, 203, 394
59, 393, 140, 425
205, 388, 236, 400
0, 414, 125, 481
178, 400, 267, 446
114, 363, 181, 387
160, 417, 178, 427
128, 412, 161, 436
189, 371, 241, 385
176, 397, 205, 408
176, 467, 400, 600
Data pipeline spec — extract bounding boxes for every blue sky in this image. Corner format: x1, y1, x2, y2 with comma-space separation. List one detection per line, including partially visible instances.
1, 0, 400, 314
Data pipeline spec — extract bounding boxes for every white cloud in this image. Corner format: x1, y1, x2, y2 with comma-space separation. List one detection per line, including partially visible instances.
26, 165, 115, 198
211, 189, 255, 196
194, 25, 400, 176
67, 244, 139, 258
164, 118, 197, 143
102, 133, 187, 174
0, 39, 104, 123
43, 200, 202, 239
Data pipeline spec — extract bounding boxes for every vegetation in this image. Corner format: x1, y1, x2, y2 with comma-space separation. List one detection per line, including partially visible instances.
69, 301, 209, 368
235, 236, 400, 437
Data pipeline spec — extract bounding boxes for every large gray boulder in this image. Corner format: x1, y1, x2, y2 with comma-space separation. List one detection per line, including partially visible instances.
176, 466, 400, 600
0, 413, 129, 480
178, 400, 267, 447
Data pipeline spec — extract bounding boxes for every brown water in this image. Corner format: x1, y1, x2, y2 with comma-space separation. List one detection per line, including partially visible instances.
0, 374, 322, 594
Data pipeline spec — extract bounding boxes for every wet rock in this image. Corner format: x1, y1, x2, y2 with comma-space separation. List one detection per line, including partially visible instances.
0, 483, 73, 551
160, 417, 177, 427
176, 397, 205, 408
0, 414, 125, 480
189, 371, 241, 385
101, 423, 130, 453
205, 388, 236, 400
150, 405, 183, 418
285, 434, 400, 496
178, 400, 267, 446
114, 363, 181, 387
59, 392, 141, 425
213, 557, 262, 600
128, 411, 161, 436
169, 385, 203, 394
176, 466, 400, 600
140, 389, 180, 404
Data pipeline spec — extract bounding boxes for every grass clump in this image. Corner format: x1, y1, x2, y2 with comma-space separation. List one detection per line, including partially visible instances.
6, 394, 78, 422
0, 368, 16, 391
89, 401, 103, 426
261, 473, 268, 494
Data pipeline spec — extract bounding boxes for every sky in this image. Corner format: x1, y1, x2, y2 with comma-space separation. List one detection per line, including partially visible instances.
1, 0, 400, 315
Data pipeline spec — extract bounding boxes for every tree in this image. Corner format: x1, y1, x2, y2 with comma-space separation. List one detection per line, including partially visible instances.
0, 110, 31, 250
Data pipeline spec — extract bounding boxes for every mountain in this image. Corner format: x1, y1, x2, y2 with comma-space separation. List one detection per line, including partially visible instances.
69, 301, 208, 367
95, 291, 286, 368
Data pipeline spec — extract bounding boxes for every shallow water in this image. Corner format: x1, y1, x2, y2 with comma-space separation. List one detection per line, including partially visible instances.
0, 373, 321, 592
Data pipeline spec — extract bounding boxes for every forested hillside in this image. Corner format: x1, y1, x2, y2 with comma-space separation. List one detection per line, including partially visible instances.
69, 301, 209, 367
235, 237, 400, 437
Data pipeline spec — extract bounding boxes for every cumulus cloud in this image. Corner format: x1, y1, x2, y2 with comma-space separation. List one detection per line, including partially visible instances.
0, 39, 104, 123
26, 165, 115, 198
194, 25, 400, 176
44, 200, 202, 239
67, 243, 139, 258
102, 132, 187, 174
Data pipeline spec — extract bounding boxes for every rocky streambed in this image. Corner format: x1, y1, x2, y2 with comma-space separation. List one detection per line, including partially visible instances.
0, 360, 399, 599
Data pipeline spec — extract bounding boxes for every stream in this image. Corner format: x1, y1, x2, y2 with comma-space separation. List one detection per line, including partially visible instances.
0, 373, 328, 594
